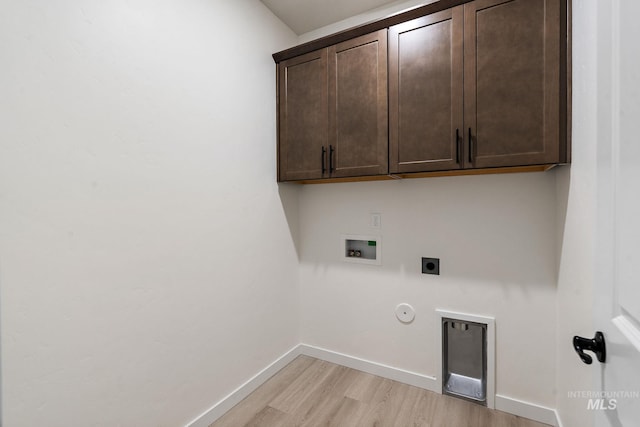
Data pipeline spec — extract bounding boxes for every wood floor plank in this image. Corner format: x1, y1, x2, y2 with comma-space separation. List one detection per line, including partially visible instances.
210, 356, 552, 427
408, 387, 439, 426
430, 393, 481, 427
289, 365, 350, 424
296, 368, 361, 426
355, 379, 408, 427
269, 360, 337, 414
343, 371, 385, 403
326, 397, 368, 427
245, 406, 294, 427
391, 383, 431, 427
210, 355, 315, 427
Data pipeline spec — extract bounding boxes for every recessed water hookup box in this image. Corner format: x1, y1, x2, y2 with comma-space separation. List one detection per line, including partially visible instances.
341, 234, 381, 265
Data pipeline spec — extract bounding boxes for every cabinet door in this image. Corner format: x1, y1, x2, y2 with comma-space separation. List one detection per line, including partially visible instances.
278, 49, 328, 181
464, 0, 560, 168
328, 30, 388, 178
389, 8, 464, 173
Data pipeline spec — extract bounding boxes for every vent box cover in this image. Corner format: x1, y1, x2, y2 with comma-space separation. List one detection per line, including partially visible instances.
442, 317, 487, 405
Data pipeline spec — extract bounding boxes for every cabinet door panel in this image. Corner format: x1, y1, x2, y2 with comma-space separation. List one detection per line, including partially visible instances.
389, 8, 464, 173
278, 49, 328, 181
464, 0, 560, 168
328, 30, 388, 178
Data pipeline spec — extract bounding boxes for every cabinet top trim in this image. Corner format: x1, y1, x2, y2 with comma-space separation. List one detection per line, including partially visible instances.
272, 0, 473, 63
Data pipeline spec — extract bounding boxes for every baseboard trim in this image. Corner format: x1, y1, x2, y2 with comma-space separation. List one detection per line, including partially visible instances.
298, 344, 440, 393
495, 395, 559, 426
185, 344, 560, 427
184, 345, 302, 427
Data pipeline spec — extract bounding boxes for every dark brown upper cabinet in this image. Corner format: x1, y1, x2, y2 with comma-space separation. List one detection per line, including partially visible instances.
329, 30, 389, 179
278, 30, 388, 182
389, 7, 464, 174
278, 49, 328, 182
274, 0, 569, 183
389, 0, 564, 173
464, 0, 563, 168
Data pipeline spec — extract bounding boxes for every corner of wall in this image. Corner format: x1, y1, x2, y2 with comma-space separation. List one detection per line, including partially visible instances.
553, 1, 597, 425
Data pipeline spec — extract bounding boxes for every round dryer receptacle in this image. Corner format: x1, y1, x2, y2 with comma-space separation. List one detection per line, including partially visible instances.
395, 303, 415, 323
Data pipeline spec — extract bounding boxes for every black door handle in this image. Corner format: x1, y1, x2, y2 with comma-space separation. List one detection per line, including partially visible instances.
468, 128, 473, 163
573, 331, 606, 364
321, 146, 327, 174
329, 145, 335, 173
455, 128, 460, 163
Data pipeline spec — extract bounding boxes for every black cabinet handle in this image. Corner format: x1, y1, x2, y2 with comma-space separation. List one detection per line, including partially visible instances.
321, 146, 327, 174
455, 128, 460, 164
468, 128, 473, 163
573, 332, 606, 364
329, 145, 335, 173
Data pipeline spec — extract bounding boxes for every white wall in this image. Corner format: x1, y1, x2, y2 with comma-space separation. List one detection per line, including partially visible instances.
298, 172, 559, 407
0, 1, 299, 426
554, 2, 600, 426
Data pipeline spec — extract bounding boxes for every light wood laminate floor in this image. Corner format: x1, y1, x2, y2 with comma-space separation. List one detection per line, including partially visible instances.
210, 355, 551, 427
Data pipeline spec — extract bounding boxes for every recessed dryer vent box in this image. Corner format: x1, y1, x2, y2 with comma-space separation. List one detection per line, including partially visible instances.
436, 309, 496, 409
341, 234, 381, 265
442, 318, 487, 405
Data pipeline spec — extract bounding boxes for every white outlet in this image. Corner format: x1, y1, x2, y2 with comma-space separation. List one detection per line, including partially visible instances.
370, 213, 381, 229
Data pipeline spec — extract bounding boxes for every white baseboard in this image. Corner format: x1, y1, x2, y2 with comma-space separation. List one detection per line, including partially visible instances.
495, 395, 560, 426
184, 345, 302, 427
298, 344, 440, 393
185, 343, 560, 427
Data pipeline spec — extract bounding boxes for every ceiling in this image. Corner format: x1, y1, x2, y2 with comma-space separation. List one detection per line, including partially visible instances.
261, 0, 401, 35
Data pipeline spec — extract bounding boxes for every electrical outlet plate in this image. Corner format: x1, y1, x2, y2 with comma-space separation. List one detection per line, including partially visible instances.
422, 257, 440, 275
370, 212, 381, 229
